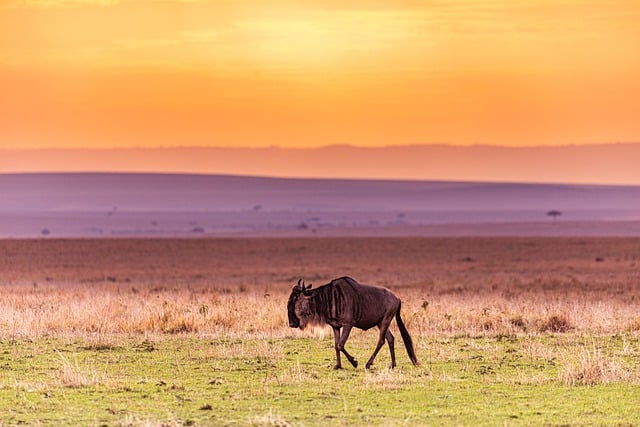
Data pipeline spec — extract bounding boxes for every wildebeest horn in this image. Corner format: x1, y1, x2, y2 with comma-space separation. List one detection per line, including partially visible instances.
296, 279, 304, 290
301, 283, 313, 295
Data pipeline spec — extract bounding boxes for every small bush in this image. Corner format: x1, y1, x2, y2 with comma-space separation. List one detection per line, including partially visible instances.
538, 314, 572, 333
625, 317, 640, 332
509, 315, 527, 331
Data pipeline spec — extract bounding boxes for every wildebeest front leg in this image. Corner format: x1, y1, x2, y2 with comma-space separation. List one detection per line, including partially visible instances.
365, 315, 394, 369
333, 325, 358, 369
332, 327, 343, 369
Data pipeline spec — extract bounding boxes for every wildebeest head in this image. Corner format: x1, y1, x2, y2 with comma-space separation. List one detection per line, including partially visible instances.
287, 279, 313, 329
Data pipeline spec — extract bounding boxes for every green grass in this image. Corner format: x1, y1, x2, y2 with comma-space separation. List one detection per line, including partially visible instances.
1, 334, 639, 426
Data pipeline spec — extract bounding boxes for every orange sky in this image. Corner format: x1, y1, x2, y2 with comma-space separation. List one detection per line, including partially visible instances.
1, 0, 640, 150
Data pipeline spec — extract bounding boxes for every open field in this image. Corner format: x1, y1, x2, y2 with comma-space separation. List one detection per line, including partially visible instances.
1, 237, 640, 425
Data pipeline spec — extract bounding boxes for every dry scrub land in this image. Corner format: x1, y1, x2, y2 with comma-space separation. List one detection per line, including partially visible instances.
1, 237, 640, 425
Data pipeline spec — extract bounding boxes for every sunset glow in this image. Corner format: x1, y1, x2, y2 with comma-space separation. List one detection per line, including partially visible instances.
2, 0, 640, 150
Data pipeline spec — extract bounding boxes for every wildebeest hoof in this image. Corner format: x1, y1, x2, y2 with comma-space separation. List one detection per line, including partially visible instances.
333, 364, 342, 370
351, 359, 358, 368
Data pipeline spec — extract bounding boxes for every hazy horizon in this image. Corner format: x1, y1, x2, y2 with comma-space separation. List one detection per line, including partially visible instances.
3, 143, 640, 185
2, 172, 640, 238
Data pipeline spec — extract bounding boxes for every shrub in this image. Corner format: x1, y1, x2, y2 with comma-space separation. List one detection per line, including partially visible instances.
538, 314, 572, 333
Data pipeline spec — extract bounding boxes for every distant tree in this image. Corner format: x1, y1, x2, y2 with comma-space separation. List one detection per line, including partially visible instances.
547, 210, 562, 221
41, 228, 51, 237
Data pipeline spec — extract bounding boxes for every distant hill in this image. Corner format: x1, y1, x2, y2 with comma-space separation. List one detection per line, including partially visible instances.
2, 143, 640, 184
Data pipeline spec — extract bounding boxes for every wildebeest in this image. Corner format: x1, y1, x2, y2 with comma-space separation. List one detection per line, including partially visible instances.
287, 276, 419, 369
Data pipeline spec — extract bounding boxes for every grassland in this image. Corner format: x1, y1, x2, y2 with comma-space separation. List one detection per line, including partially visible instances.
1, 237, 640, 425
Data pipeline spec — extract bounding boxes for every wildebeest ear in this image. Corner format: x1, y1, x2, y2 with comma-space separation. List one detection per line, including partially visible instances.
302, 283, 313, 296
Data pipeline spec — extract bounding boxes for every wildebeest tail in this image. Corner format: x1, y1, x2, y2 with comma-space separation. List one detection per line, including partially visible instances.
396, 302, 419, 366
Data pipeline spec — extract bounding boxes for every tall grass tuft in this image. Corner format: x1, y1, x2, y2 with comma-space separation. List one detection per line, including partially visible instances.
56, 350, 102, 388
559, 348, 635, 386
250, 409, 291, 427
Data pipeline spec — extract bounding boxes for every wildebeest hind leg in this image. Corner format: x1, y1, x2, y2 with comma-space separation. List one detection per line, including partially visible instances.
386, 330, 396, 368
365, 315, 394, 369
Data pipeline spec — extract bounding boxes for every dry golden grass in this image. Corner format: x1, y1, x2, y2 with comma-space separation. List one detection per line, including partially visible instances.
55, 350, 104, 388
558, 346, 639, 385
250, 409, 291, 427
1, 237, 640, 339
361, 368, 415, 390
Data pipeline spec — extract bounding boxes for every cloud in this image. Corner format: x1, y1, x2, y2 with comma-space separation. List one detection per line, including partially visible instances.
1, 0, 202, 9
2, 0, 639, 76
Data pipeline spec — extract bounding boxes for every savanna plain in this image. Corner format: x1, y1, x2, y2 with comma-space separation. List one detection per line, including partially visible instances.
1, 237, 640, 426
